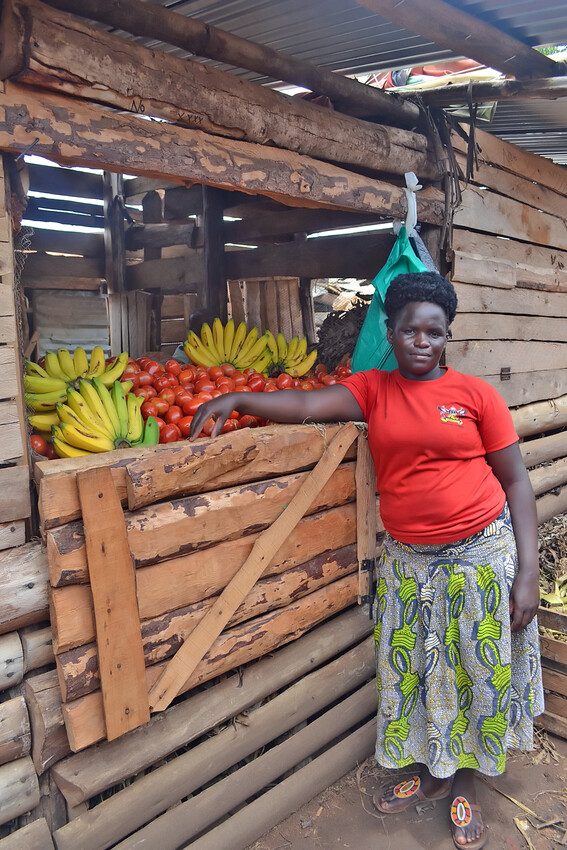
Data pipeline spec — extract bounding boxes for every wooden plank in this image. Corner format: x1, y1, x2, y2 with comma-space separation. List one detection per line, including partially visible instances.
536, 710, 567, 740
161, 295, 186, 320
0, 757, 40, 827
61, 575, 358, 751
446, 340, 567, 377
126, 254, 203, 293
452, 231, 567, 293
245, 279, 261, 329
487, 370, 567, 407
0, 83, 445, 224
0, 695, 31, 766
538, 607, 567, 633
0, 817, 54, 849
276, 280, 293, 340
227, 232, 394, 280
0, 422, 23, 463
50, 503, 359, 652
452, 314, 567, 343
454, 281, 567, 319
0, 466, 30, 522
0, 632, 23, 692
542, 666, 567, 699
540, 634, 567, 667
124, 176, 178, 198
160, 318, 185, 344
226, 209, 383, 243
0, 346, 20, 401
544, 691, 567, 719
27, 229, 103, 257
453, 187, 567, 251
288, 279, 303, 338
28, 162, 102, 199
0, 520, 25, 550
24, 669, 69, 774
355, 432, 377, 605
22, 277, 102, 292
76, 468, 148, 740
451, 252, 515, 289
228, 280, 246, 326
21, 253, 104, 280
452, 127, 567, 196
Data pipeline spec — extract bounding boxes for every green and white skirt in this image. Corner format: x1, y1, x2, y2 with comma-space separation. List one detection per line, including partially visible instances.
374, 505, 544, 779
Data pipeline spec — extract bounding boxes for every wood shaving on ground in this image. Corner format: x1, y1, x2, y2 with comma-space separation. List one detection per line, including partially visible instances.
532, 728, 564, 764
514, 817, 537, 850
480, 778, 538, 818
539, 514, 567, 610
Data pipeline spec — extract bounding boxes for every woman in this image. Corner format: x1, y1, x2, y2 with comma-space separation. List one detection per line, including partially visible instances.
190, 272, 543, 849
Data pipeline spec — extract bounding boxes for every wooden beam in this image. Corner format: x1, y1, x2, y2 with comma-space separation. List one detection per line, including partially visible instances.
423, 76, 567, 106
1, 1, 437, 181
42, 0, 420, 126
0, 84, 445, 223
126, 222, 195, 252
27, 229, 103, 257
123, 176, 178, 199
126, 254, 203, 294
355, 0, 564, 80
226, 232, 394, 280
28, 162, 102, 199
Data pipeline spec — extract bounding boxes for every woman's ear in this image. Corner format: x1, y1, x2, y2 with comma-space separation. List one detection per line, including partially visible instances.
386, 325, 393, 344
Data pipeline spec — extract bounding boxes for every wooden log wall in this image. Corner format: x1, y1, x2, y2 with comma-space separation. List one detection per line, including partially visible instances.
447, 128, 567, 408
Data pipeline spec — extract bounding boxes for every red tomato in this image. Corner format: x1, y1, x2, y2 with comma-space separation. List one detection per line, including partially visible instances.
208, 366, 224, 381
165, 359, 182, 377
160, 422, 181, 443
195, 379, 215, 394
134, 385, 157, 400
153, 398, 170, 416
165, 405, 182, 424
300, 380, 315, 391
209, 389, 221, 399
44, 442, 57, 460
154, 417, 166, 433
141, 401, 158, 419
123, 363, 141, 378
264, 381, 278, 392
321, 375, 337, 386
153, 376, 173, 394
222, 363, 236, 376
137, 357, 151, 370
315, 364, 328, 376
201, 417, 216, 437
238, 415, 258, 429
276, 373, 293, 390
197, 392, 213, 403
137, 371, 153, 387
243, 368, 256, 377
247, 375, 266, 393
183, 397, 206, 416
179, 369, 196, 387
177, 415, 194, 438
30, 434, 49, 456
336, 366, 352, 378
217, 377, 235, 392
221, 419, 239, 434
146, 361, 163, 377
232, 371, 246, 387
159, 388, 176, 406
234, 385, 252, 393
217, 385, 231, 395
292, 379, 300, 388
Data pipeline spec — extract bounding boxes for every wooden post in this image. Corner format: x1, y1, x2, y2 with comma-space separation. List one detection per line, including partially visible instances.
141, 190, 164, 352
103, 171, 125, 292
355, 432, 377, 613
202, 187, 227, 323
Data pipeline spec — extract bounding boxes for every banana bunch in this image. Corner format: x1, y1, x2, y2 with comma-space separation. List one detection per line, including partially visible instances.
265, 331, 318, 378
51, 379, 159, 458
184, 319, 271, 373
24, 348, 129, 411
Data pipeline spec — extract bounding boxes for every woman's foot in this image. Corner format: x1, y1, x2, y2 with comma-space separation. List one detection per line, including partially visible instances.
374, 768, 452, 813
450, 770, 486, 848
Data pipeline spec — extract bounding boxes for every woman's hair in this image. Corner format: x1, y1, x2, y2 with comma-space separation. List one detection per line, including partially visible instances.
384, 272, 458, 327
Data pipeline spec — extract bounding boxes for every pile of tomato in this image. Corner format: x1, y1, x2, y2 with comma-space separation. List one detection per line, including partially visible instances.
122, 357, 352, 443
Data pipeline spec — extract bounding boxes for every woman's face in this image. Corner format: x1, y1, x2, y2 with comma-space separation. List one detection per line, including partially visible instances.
387, 301, 449, 380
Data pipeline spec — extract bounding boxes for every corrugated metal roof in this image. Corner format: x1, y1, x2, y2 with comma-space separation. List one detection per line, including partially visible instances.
108, 0, 567, 163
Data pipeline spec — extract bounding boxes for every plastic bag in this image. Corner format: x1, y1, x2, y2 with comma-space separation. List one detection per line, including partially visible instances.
351, 226, 428, 373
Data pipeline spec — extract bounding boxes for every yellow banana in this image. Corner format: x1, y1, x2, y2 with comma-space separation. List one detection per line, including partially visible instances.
57, 349, 77, 381
200, 323, 221, 362
25, 390, 67, 411
23, 375, 67, 394
224, 319, 235, 362
249, 350, 272, 375
28, 412, 59, 430
66, 388, 110, 438
73, 347, 89, 378
98, 352, 128, 387
79, 379, 115, 436
265, 330, 279, 363
229, 322, 247, 361
52, 435, 90, 458
286, 337, 300, 364
126, 393, 144, 443
184, 334, 217, 368
288, 349, 318, 377
25, 360, 50, 378
276, 333, 287, 363
111, 380, 128, 441
235, 328, 259, 364
121, 380, 133, 395
235, 334, 269, 369
44, 351, 68, 381
212, 318, 226, 361
59, 422, 114, 453
292, 337, 308, 364
92, 378, 121, 439
86, 346, 106, 378
56, 403, 102, 436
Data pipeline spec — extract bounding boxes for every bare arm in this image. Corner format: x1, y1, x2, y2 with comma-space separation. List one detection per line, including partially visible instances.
485, 442, 539, 632
189, 385, 364, 439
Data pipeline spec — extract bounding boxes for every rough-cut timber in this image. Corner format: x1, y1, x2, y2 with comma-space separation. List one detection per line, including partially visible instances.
537, 485, 567, 525
0, 543, 49, 635
42, 0, 420, 125
0, 84, 445, 223
520, 432, 567, 468
24, 670, 69, 773
512, 394, 567, 438
0, 756, 40, 826
77, 468, 149, 740
0, 631, 23, 691
0, 818, 54, 850
484, 370, 567, 408
0, 695, 31, 766
51, 503, 357, 652
21, 624, 54, 672
0, 0, 438, 180
530, 458, 567, 498
47, 463, 356, 578
52, 638, 373, 850
56, 546, 359, 703
52, 608, 371, 805
61, 575, 358, 751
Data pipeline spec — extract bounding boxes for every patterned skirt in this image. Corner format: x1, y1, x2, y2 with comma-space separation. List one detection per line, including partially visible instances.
374, 505, 544, 779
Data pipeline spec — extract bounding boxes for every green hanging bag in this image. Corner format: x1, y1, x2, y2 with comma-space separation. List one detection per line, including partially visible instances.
351, 226, 428, 373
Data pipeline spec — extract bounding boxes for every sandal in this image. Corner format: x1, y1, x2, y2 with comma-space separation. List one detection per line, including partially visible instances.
450, 796, 488, 849
373, 774, 452, 814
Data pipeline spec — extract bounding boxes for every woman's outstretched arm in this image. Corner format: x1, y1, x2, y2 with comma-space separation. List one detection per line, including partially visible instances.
189, 385, 364, 439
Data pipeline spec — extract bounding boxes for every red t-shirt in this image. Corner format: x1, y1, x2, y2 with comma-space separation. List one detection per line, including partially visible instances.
342, 367, 518, 544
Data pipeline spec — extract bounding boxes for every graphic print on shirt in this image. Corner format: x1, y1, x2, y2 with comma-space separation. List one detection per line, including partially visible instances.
438, 404, 468, 426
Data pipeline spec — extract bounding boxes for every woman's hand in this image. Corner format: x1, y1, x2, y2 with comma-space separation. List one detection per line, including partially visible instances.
509, 571, 539, 632
189, 394, 238, 440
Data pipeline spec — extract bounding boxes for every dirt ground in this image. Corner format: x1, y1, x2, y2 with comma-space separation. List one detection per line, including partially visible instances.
249, 732, 567, 850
